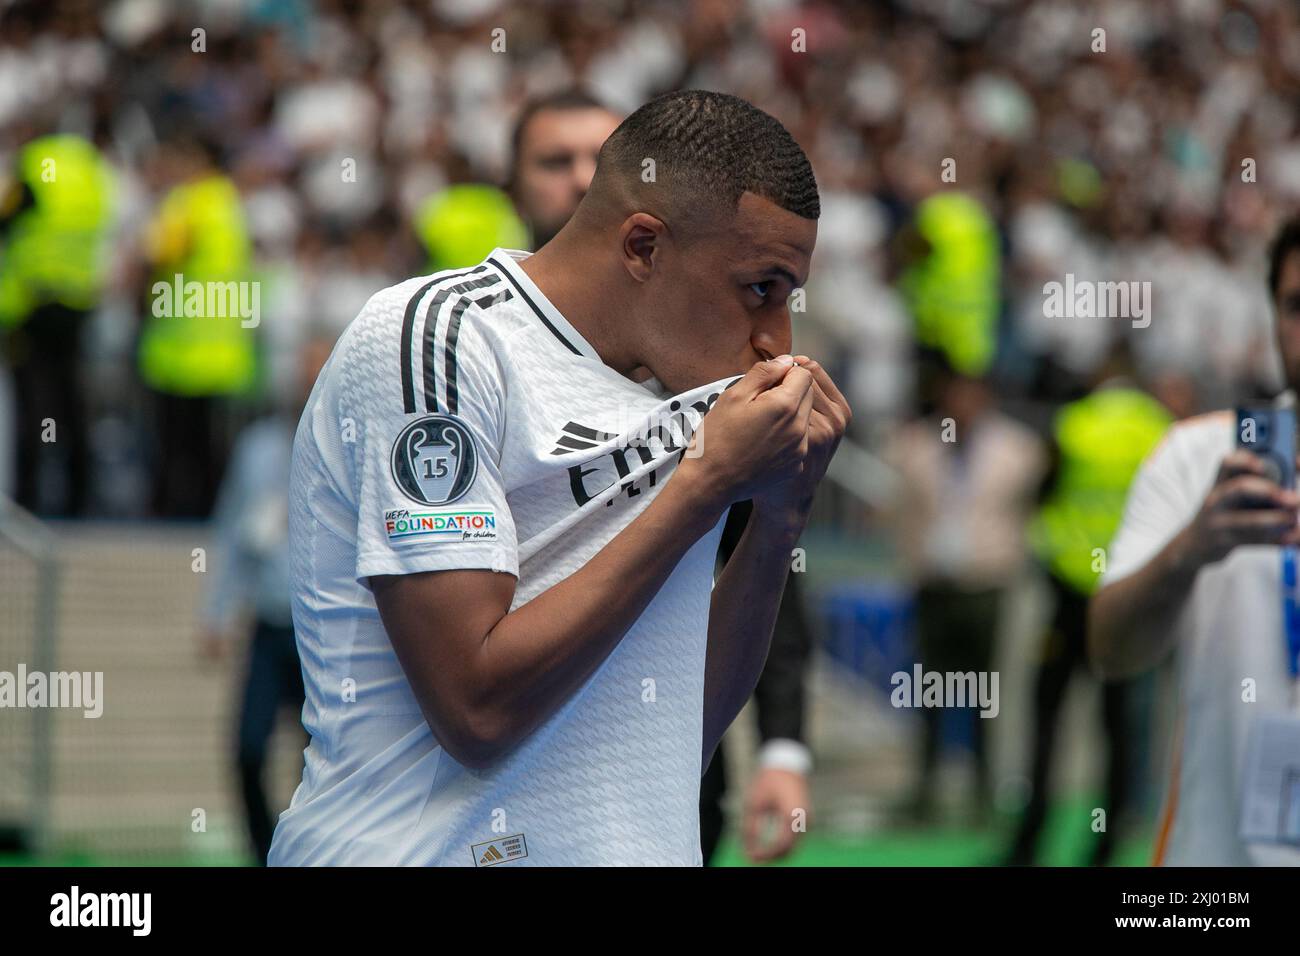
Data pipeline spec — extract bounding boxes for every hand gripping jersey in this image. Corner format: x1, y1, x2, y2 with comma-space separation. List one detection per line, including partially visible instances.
269, 249, 732, 866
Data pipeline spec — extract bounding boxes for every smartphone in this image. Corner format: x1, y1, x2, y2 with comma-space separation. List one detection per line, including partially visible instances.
1236, 406, 1297, 494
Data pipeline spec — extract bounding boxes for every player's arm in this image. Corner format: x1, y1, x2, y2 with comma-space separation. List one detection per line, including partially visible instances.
373, 358, 811, 770
702, 358, 849, 766
1089, 449, 1300, 679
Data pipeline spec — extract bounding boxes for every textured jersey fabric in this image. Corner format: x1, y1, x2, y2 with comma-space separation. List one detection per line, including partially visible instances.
1103, 411, 1300, 866
269, 248, 732, 866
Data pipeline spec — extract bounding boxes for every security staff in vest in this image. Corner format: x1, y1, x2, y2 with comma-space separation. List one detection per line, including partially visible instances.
414, 183, 529, 275
1005, 343, 1172, 865
897, 191, 1001, 380
138, 133, 256, 517
0, 131, 114, 516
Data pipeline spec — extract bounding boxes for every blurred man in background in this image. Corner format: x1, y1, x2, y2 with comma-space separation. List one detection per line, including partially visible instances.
0, 131, 114, 516
507, 89, 621, 251
197, 334, 333, 865
886, 356, 1045, 823
409, 88, 620, 278
706, 503, 816, 864
1090, 218, 1300, 866
138, 134, 256, 518
1010, 347, 1172, 865
897, 192, 1001, 381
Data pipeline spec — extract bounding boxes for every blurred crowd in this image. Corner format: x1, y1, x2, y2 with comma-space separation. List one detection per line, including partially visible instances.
2, 0, 1299, 519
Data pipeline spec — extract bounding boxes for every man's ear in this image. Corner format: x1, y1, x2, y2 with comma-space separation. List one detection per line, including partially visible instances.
619, 212, 666, 284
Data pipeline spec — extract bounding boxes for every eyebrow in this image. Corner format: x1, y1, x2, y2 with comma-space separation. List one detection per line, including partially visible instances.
766, 266, 804, 288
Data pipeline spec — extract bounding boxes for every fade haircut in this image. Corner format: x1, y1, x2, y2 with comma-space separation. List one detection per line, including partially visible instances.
589, 90, 820, 236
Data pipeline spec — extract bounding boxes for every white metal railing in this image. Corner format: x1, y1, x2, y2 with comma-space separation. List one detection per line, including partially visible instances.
824, 436, 901, 510
0, 495, 59, 858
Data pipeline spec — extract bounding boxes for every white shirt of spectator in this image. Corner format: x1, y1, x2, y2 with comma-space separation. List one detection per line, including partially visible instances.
1103, 411, 1300, 866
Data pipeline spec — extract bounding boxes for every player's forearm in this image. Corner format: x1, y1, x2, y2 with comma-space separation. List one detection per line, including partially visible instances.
462, 466, 730, 765
1088, 525, 1201, 680
753, 571, 812, 743
701, 505, 804, 767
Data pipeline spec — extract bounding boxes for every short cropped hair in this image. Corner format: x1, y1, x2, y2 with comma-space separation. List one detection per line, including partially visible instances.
592, 89, 820, 227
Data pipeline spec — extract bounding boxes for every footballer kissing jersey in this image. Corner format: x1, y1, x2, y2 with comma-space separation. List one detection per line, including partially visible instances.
268, 248, 731, 866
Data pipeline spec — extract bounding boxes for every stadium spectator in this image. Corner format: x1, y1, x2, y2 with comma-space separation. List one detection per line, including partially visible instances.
197, 334, 332, 865
885, 356, 1046, 823
0, 132, 114, 516
1010, 348, 1172, 865
1089, 218, 1300, 866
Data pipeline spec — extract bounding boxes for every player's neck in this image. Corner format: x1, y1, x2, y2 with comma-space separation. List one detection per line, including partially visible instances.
520, 230, 642, 378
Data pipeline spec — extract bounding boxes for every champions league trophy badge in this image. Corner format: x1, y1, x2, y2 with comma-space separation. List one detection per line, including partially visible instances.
406, 421, 462, 504
392, 414, 477, 506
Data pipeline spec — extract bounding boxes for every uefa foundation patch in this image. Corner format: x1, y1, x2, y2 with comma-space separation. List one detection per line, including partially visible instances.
471, 833, 527, 866
384, 508, 498, 543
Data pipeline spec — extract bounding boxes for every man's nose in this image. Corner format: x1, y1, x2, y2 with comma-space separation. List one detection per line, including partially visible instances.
752, 317, 792, 361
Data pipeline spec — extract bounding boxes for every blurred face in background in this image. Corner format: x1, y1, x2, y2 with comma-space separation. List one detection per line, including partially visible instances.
1274, 249, 1300, 393
512, 106, 621, 249
939, 373, 991, 427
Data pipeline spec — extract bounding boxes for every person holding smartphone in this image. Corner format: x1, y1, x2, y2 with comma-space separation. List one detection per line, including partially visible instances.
1089, 216, 1300, 865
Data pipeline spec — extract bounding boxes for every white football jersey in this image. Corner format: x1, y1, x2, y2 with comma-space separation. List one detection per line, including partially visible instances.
1103, 411, 1300, 866
269, 249, 732, 866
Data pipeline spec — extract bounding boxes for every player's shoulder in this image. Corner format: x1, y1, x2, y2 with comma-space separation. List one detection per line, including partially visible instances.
344, 271, 471, 341
328, 264, 521, 423
333, 269, 474, 360
341, 265, 518, 361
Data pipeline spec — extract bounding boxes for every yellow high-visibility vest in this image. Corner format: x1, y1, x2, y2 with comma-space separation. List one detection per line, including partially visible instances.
1032, 387, 1172, 594
137, 174, 257, 396
900, 191, 1000, 376
0, 135, 114, 325
415, 184, 528, 272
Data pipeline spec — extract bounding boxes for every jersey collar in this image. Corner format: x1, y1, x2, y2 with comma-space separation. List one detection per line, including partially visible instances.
485, 249, 678, 399
485, 249, 602, 363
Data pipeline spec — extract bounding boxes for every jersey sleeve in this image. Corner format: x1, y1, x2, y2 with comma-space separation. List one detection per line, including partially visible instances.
340, 295, 519, 584
1102, 423, 1204, 586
